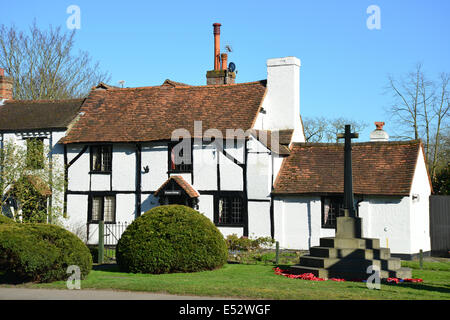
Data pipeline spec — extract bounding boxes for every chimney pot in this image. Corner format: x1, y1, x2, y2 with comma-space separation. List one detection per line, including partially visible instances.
206, 24, 236, 85
221, 53, 228, 71
370, 121, 389, 141
213, 23, 221, 70
375, 121, 385, 130
213, 23, 221, 34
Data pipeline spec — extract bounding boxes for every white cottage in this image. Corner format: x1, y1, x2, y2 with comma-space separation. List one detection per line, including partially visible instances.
0, 24, 432, 259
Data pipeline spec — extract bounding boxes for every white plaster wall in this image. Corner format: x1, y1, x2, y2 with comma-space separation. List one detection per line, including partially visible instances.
248, 201, 271, 238
141, 143, 168, 191
253, 57, 305, 143
115, 193, 136, 223
272, 156, 285, 186
64, 194, 88, 241
219, 146, 243, 191
141, 193, 159, 214
219, 226, 244, 238
90, 174, 110, 191
112, 144, 135, 191
67, 144, 90, 191
247, 136, 271, 199
197, 194, 214, 221
273, 196, 321, 250
409, 147, 432, 253
193, 144, 217, 191
362, 196, 411, 254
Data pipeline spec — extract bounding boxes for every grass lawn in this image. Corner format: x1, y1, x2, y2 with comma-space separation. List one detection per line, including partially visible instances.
9, 261, 450, 300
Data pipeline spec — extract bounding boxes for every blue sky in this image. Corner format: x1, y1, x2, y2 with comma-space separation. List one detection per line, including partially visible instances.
2, 0, 449, 140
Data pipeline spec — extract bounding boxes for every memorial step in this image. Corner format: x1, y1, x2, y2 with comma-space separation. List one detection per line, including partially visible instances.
319, 237, 380, 249
309, 247, 391, 260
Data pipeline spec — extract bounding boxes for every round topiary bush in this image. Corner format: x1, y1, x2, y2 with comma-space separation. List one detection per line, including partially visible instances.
116, 205, 228, 274
0, 223, 92, 283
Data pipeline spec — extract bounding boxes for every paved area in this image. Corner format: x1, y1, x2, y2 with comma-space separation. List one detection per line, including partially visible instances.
0, 287, 232, 300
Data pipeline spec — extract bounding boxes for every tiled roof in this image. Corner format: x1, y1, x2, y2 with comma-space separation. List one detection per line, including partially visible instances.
161, 79, 191, 87
154, 175, 200, 198
273, 140, 425, 196
61, 80, 267, 144
0, 99, 83, 132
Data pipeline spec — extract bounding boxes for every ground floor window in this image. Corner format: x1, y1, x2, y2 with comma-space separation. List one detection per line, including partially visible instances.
321, 196, 344, 229
88, 195, 116, 223
214, 192, 246, 226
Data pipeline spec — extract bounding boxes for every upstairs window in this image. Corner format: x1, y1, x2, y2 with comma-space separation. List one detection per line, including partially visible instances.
90, 145, 112, 173
26, 138, 44, 169
322, 196, 344, 229
168, 142, 192, 173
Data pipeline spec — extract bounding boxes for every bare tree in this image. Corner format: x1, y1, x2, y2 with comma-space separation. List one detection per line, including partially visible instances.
386, 64, 449, 178
303, 116, 368, 143
0, 21, 110, 100
302, 116, 328, 142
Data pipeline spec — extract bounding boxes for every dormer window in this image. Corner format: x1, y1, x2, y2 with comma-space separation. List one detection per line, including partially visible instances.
90, 145, 112, 173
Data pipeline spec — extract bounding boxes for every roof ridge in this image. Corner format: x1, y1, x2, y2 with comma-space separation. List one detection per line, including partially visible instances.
98, 80, 267, 92
5, 98, 84, 104
292, 140, 422, 147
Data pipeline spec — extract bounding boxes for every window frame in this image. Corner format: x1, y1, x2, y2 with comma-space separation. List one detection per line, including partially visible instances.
87, 194, 116, 224
213, 192, 246, 227
90, 145, 113, 174
167, 141, 193, 173
321, 196, 344, 229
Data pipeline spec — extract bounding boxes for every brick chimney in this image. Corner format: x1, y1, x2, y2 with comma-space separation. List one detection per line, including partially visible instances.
0, 68, 13, 101
206, 23, 236, 85
370, 121, 389, 141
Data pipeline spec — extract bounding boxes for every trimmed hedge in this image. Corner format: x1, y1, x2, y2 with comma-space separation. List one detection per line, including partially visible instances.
116, 205, 228, 274
0, 215, 14, 224
0, 223, 92, 283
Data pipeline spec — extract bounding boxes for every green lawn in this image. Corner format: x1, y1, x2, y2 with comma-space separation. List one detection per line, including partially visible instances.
11, 261, 450, 300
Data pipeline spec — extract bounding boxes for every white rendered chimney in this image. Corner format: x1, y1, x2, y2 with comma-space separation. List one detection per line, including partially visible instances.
370, 122, 389, 142
262, 56, 304, 142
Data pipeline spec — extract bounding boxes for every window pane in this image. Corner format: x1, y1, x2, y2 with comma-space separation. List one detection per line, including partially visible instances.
323, 198, 330, 225
92, 147, 100, 171
92, 197, 102, 221
102, 146, 112, 172
218, 198, 230, 224
104, 196, 115, 222
231, 197, 242, 223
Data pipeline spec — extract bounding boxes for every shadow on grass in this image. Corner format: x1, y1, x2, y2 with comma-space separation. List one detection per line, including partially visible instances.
385, 282, 450, 295
92, 263, 121, 273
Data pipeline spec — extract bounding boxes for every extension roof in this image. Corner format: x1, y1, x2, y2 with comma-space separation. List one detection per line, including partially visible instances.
154, 175, 200, 198
273, 140, 428, 196
61, 80, 267, 144
0, 99, 83, 132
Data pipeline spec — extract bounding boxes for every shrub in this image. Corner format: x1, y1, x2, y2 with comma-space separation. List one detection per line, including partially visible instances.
0, 214, 15, 224
0, 223, 92, 283
116, 205, 228, 274
226, 234, 274, 251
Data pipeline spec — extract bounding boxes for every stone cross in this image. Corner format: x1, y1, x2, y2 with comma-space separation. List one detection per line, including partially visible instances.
337, 125, 359, 218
